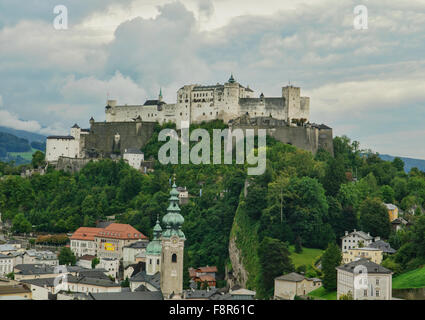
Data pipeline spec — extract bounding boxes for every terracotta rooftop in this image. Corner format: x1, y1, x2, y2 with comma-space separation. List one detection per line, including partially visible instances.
71, 223, 147, 241
197, 266, 218, 273
70, 227, 101, 241
189, 268, 196, 278
97, 223, 147, 240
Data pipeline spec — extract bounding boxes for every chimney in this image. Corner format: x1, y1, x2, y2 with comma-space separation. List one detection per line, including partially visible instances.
368, 232, 370, 236
345, 231, 348, 236
354, 229, 356, 232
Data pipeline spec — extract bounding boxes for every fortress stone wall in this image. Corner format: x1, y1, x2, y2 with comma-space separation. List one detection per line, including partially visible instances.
230, 116, 334, 155
82, 121, 157, 158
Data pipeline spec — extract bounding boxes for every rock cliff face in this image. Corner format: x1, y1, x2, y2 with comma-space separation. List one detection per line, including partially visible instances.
228, 236, 249, 288
228, 190, 261, 290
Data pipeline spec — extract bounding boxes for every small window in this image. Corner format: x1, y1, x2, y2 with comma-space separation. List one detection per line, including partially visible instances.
172, 254, 177, 263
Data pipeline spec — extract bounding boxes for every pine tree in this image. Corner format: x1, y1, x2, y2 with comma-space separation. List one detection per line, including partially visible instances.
257, 237, 294, 299
321, 242, 342, 290
295, 236, 303, 253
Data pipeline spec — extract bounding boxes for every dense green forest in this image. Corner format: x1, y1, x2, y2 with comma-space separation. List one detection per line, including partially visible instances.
1, 121, 425, 298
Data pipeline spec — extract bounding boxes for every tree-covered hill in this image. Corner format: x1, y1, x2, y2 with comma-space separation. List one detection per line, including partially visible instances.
0, 131, 32, 157
1, 122, 425, 297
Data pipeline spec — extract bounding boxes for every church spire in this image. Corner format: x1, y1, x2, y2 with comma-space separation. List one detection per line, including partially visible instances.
162, 177, 185, 239
159, 88, 163, 101
228, 73, 235, 83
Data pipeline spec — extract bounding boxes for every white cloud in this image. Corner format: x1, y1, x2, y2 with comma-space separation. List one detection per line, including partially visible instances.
0, 20, 108, 74
308, 75, 425, 122
0, 109, 64, 135
1, 0, 425, 159
60, 71, 147, 105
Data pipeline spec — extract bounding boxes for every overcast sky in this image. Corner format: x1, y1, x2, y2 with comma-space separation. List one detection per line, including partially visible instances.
0, 0, 424, 158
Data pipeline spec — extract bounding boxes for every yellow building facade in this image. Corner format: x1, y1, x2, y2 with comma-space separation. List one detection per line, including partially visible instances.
384, 203, 399, 222
342, 247, 383, 265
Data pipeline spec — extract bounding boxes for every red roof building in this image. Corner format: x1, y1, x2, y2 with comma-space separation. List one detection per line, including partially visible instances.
70, 223, 148, 258
189, 265, 218, 288
70, 227, 102, 241
97, 223, 148, 240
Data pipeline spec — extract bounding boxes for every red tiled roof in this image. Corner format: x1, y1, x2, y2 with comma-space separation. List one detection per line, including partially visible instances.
197, 266, 218, 273
189, 268, 196, 278
70, 227, 102, 241
96, 223, 148, 240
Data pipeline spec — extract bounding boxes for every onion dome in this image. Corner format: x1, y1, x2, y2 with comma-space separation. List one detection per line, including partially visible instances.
146, 216, 162, 256
162, 181, 185, 239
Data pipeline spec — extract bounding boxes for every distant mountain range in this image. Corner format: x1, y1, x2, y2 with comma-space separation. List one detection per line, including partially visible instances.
379, 154, 425, 173
0, 126, 46, 164
0, 126, 46, 143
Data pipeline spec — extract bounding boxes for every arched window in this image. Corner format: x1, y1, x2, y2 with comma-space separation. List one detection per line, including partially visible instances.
172, 254, 177, 263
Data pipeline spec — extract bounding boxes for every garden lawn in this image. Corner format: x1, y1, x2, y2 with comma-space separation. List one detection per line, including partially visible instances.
307, 287, 337, 300
393, 267, 425, 289
288, 245, 324, 268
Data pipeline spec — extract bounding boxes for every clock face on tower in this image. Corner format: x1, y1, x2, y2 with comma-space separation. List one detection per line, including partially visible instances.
171, 235, 178, 244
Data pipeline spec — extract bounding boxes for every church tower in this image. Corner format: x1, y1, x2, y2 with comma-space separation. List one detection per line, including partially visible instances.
146, 216, 162, 276
158, 88, 163, 102
160, 179, 185, 299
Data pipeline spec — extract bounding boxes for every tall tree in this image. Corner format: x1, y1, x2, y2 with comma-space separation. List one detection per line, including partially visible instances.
321, 242, 342, 290
12, 213, 32, 234
359, 198, 391, 239
322, 155, 347, 197
58, 247, 76, 266
31, 151, 45, 169
257, 237, 294, 299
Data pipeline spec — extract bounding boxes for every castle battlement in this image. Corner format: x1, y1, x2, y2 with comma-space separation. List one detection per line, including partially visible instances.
105, 75, 310, 129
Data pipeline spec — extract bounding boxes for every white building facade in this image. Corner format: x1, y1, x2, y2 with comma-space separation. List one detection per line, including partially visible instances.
341, 230, 374, 252
46, 124, 89, 162
123, 149, 145, 170
336, 259, 393, 300
0, 254, 13, 276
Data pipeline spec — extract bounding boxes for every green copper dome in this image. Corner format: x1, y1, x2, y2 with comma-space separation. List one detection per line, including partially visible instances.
162, 180, 185, 239
228, 74, 235, 83
146, 216, 162, 255
146, 239, 162, 255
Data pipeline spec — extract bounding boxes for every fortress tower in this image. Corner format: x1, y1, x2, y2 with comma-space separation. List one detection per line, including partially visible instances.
160, 180, 186, 299
282, 85, 310, 124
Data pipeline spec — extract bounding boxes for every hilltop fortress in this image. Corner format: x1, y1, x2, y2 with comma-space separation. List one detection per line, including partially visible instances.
46, 75, 333, 165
